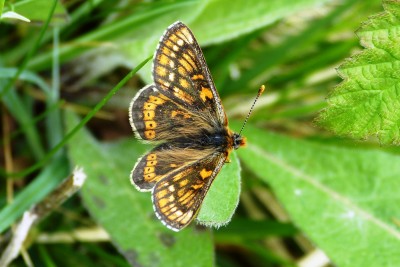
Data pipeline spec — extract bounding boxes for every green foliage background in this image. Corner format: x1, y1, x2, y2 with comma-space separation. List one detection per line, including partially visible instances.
1, 0, 399, 266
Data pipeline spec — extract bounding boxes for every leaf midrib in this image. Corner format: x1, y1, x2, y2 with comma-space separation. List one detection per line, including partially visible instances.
247, 144, 400, 240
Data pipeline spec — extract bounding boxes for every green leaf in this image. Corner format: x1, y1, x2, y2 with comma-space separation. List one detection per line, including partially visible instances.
1, 11, 31, 22
197, 151, 241, 228
0, 67, 51, 93
65, 112, 214, 266
0, 79, 45, 160
214, 219, 297, 242
189, 0, 331, 45
318, 0, 400, 144
3, 0, 68, 25
235, 122, 400, 267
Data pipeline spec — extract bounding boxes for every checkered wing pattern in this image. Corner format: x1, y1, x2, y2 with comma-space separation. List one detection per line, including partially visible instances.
152, 152, 226, 231
152, 21, 227, 127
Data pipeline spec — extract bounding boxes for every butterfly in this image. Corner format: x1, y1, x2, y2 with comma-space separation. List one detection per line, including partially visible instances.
129, 21, 263, 231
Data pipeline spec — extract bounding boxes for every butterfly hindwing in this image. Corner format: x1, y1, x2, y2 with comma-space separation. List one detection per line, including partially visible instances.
152, 152, 227, 231
131, 144, 178, 192
131, 144, 219, 192
153, 21, 227, 126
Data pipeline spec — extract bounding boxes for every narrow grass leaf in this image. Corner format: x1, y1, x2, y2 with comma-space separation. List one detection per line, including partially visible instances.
0, 155, 68, 233
0, 80, 45, 160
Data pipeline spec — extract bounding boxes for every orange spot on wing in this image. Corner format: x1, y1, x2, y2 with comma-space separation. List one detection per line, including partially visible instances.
147, 154, 156, 160
179, 179, 188, 187
144, 172, 156, 181
179, 78, 190, 89
170, 33, 178, 43
200, 87, 213, 102
158, 198, 168, 208
144, 166, 154, 174
147, 160, 157, 166
143, 110, 155, 120
200, 168, 213, 179
165, 40, 173, 49
156, 66, 167, 77
148, 95, 166, 104
178, 66, 187, 76
177, 188, 185, 197
191, 184, 203, 190
145, 121, 157, 129
192, 74, 204, 80
158, 54, 169, 65
144, 102, 156, 110
144, 130, 155, 139
167, 213, 178, 220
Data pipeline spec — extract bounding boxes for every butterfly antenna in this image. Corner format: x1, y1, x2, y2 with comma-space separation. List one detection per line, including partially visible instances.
238, 85, 265, 136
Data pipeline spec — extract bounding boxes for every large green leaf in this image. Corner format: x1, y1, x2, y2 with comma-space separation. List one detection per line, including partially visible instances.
66, 112, 217, 266
235, 122, 400, 267
189, 0, 329, 45
318, 0, 400, 144
198, 151, 241, 227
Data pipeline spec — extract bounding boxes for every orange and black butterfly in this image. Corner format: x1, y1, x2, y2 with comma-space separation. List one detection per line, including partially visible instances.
129, 21, 263, 231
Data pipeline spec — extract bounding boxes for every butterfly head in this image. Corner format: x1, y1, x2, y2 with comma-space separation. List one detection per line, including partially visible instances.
233, 133, 246, 149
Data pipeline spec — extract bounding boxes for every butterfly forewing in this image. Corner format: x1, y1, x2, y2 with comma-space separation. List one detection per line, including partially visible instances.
153, 21, 227, 126
152, 152, 226, 231
129, 85, 215, 141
